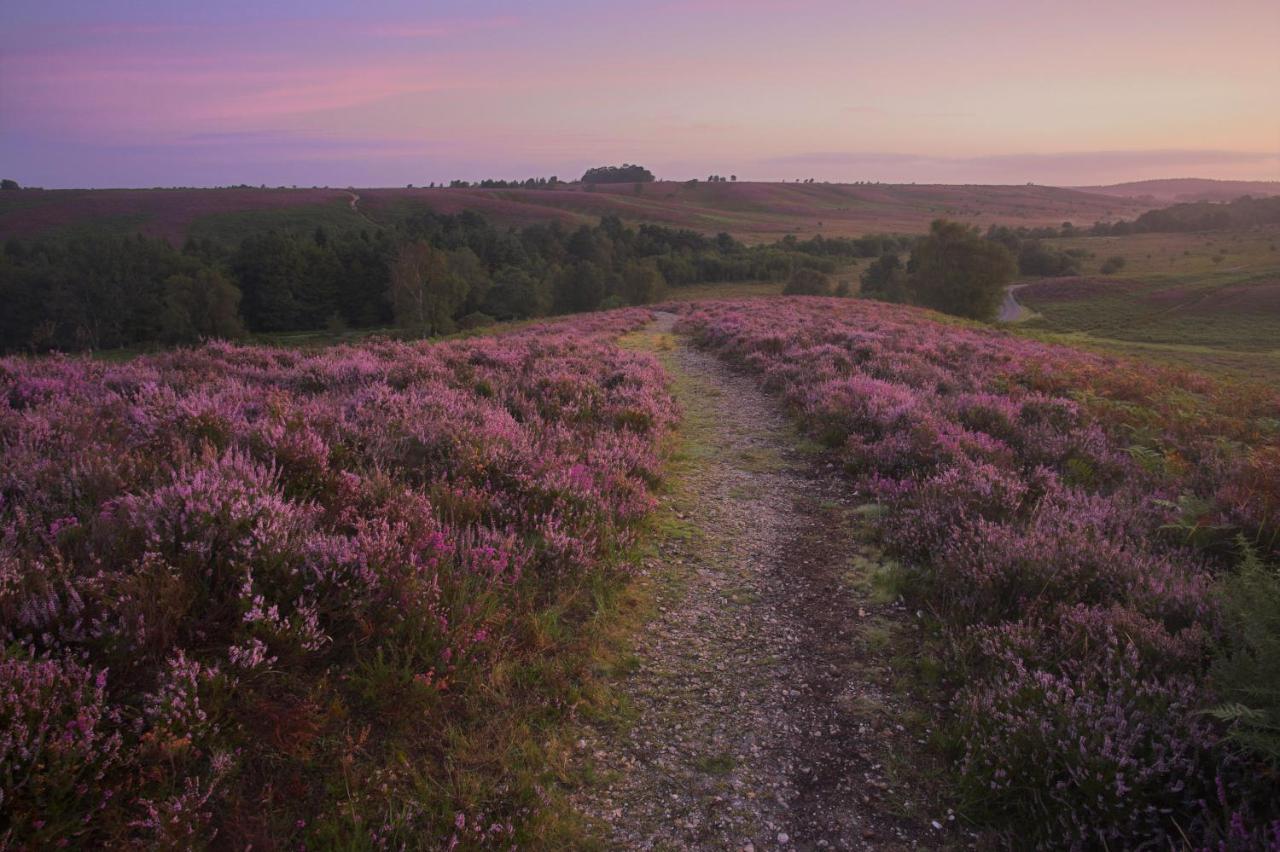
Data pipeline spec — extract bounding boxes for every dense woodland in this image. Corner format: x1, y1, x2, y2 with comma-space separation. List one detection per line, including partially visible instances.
2, 191, 1272, 353
0, 210, 907, 352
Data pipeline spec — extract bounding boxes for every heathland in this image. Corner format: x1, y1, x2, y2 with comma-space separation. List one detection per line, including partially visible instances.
2, 177, 1278, 849
0, 180, 1186, 246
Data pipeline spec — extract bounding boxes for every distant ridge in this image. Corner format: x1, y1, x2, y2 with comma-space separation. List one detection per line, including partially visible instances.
1077, 178, 1280, 203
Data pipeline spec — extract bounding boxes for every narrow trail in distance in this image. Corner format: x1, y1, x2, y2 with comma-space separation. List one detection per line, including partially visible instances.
998, 282, 1035, 322
573, 314, 950, 851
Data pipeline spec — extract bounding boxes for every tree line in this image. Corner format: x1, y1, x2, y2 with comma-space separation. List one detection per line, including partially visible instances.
0, 212, 905, 353
1100, 194, 1280, 235
982, 195, 1280, 242
14, 187, 1258, 353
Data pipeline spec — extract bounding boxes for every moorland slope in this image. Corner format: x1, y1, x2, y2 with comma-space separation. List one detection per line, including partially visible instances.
0, 181, 1168, 246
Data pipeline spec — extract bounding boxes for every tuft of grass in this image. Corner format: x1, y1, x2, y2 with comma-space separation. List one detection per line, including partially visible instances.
695, 753, 737, 776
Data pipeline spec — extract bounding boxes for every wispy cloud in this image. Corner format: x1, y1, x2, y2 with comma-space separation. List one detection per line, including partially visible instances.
759, 149, 1280, 184
365, 16, 522, 39
842, 105, 975, 119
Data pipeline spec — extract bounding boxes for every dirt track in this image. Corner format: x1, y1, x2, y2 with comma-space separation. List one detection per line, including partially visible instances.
572, 315, 954, 850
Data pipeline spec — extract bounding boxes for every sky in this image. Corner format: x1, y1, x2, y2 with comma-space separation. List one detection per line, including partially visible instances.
2, 0, 1278, 188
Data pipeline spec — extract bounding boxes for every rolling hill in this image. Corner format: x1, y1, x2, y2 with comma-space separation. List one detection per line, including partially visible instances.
0, 180, 1172, 246
1077, 178, 1280, 204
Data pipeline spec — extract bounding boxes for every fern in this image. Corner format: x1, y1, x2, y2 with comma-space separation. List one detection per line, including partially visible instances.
1209, 536, 1280, 764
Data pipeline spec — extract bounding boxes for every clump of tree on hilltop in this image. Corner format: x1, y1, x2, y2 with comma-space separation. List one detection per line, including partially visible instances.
447, 176, 561, 189
581, 164, 655, 184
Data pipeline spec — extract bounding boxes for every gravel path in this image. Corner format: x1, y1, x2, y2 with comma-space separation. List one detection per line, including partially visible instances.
573, 315, 949, 851
998, 283, 1033, 322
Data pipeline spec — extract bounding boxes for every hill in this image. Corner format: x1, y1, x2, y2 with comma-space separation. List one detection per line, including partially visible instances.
0, 181, 1158, 246
1077, 178, 1280, 203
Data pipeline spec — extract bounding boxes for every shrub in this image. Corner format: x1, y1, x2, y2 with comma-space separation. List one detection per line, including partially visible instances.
1017, 240, 1081, 277
1100, 255, 1127, 274
860, 253, 910, 303
456, 310, 495, 330
782, 267, 833, 296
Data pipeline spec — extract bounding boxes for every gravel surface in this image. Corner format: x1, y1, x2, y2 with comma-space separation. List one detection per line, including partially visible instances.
573, 315, 954, 851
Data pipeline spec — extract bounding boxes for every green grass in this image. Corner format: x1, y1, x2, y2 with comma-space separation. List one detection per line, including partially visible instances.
1021, 281, 1280, 350
1048, 226, 1280, 280
1012, 225, 1280, 382
694, 753, 736, 775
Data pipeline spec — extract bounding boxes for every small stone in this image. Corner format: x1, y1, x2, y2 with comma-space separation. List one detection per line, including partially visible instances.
777, 832, 790, 844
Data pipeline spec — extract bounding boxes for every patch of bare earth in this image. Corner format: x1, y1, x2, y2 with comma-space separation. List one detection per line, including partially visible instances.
572, 315, 961, 850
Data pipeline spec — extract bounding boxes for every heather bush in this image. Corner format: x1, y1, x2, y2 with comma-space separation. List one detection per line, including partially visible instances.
678, 297, 1280, 847
0, 309, 676, 846
958, 625, 1218, 845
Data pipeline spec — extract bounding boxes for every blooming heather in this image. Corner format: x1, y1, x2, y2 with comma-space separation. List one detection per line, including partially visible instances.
0, 310, 675, 846
677, 297, 1280, 848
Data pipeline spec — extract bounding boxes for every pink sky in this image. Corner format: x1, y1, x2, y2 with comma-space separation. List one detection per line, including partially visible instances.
1, 0, 1277, 188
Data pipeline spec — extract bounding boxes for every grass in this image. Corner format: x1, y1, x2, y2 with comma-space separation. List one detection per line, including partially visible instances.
1048, 226, 1280, 279
1011, 225, 1280, 382
695, 753, 737, 775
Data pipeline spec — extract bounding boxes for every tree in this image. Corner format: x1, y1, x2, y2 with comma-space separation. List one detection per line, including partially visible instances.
0, 179, 19, 191
783, 267, 833, 296
620, 260, 667, 305
159, 269, 245, 344
388, 241, 469, 335
1100, 255, 1127, 274
449, 247, 491, 316
1018, 240, 1080, 277
483, 266, 551, 319
860, 253, 909, 303
908, 219, 1015, 321
730, 175, 737, 182
553, 262, 606, 313
232, 232, 308, 332
580, 164, 655, 184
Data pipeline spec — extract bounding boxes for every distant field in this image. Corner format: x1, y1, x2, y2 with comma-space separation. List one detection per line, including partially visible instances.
0, 187, 355, 244
1014, 224, 1280, 381
0, 180, 1171, 245
358, 182, 1158, 244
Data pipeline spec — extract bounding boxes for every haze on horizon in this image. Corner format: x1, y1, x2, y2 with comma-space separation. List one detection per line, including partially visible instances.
1, 0, 1277, 190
